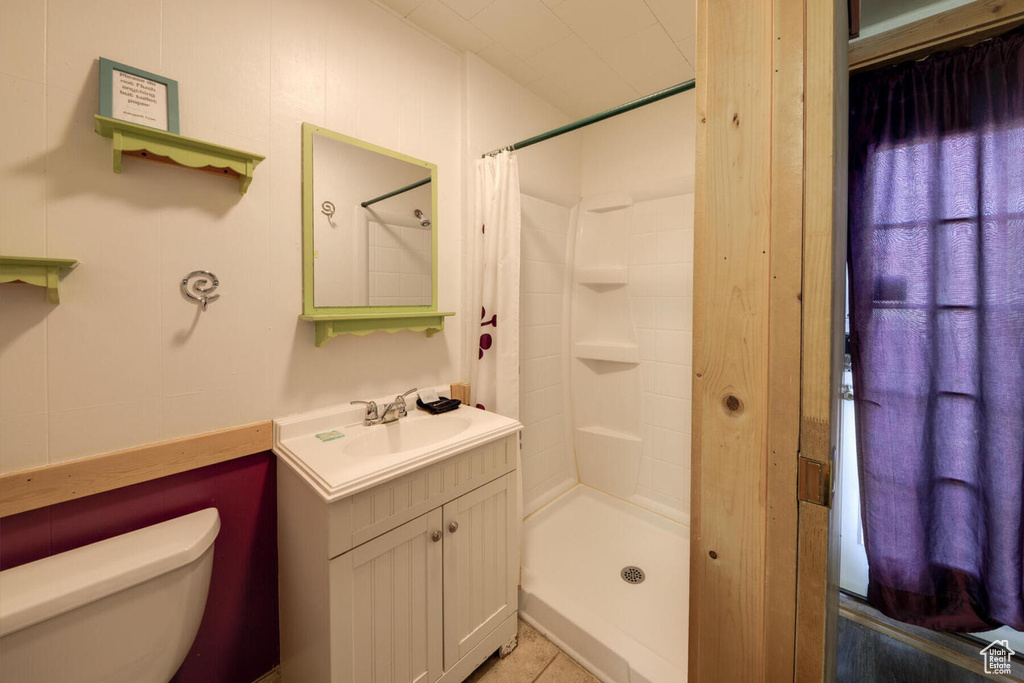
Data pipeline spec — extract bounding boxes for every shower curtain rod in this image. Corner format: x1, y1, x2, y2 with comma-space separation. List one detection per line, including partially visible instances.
482, 78, 696, 158
361, 176, 431, 208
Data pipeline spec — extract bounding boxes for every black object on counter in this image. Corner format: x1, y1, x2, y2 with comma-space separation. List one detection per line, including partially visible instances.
416, 396, 462, 415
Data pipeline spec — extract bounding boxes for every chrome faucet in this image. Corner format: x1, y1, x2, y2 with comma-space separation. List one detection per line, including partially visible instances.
351, 389, 417, 426
349, 400, 378, 426
378, 402, 401, 424
379, 388, 418, 424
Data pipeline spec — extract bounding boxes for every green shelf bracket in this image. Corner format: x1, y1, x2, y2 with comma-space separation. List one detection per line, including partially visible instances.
0, 255, 79, 303
299, 311, 455, 347
94, 115, 265, 195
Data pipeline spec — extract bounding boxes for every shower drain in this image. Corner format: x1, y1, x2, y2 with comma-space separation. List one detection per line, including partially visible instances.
620, 566, 646, 585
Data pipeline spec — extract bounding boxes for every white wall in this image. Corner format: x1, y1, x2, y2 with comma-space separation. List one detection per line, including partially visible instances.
0, 0, 464, 473
581, 94, 695, 200
463, 54, 581, 207
579, 94, 695, 523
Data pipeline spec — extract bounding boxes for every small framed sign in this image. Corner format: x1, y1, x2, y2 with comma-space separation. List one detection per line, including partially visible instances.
99, 57, 179, 134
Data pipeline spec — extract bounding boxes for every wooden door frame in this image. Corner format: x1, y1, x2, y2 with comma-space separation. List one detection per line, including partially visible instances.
692, 2, 1024, 682
688, 0, 777, 679
689, 0, 847, 680
794, 0, 849, 676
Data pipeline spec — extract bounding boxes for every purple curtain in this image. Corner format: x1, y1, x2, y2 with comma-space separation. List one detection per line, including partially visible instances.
849, 30, 1024, 632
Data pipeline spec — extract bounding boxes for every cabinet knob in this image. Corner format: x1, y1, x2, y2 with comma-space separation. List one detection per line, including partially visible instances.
432, 530, 442, 542
448, 521, 459, 534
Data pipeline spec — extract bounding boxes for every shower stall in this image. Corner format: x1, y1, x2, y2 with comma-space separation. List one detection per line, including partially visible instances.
513, 96, 695, 682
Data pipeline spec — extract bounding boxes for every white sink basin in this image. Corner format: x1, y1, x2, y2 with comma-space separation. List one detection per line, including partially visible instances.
342, 413, 472, 458
273, 398, 522, 502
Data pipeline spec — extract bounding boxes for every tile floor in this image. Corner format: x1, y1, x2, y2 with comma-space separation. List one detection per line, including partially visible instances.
467, 620, 599, 683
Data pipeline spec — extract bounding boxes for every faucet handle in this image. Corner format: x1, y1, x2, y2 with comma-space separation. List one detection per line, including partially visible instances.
350, 400, 378, 425
395, 388, 417, 417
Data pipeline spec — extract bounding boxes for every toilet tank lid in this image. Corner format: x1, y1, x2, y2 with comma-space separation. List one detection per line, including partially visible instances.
0, 508, 220, 638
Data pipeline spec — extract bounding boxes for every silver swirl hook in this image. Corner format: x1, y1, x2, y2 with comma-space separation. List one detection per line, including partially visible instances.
181, 270, 220, 311
321, 200, 336, 220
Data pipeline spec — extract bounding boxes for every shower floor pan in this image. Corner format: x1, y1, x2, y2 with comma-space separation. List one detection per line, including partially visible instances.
520, 485, 688, 683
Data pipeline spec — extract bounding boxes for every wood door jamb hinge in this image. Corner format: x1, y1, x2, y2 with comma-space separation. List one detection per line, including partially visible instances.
797, 454, 832, 507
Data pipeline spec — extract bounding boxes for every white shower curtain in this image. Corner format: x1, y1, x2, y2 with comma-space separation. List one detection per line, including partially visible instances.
468, 151, 521, 419
469, 151, 523, 584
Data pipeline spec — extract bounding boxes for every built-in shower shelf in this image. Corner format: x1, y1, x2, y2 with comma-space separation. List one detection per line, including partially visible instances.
575, 425, 642, 444
575, 266, 627, 286
93, 115, 265, 194
580, 192, 633, 213
574, 426, 643, 499
0, 255, 79, 303
573, 342, 640, 364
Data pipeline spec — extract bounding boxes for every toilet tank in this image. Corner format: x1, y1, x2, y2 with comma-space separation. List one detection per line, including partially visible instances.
0, 508, 220, 683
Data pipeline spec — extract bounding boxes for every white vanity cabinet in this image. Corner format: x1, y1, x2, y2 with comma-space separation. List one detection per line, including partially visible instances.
276, 421, 520, 683
441, 474, 517, 669
330, 507, 443, 683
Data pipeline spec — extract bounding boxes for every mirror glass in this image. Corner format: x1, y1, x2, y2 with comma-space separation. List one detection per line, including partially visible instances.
310, 130, 434, 308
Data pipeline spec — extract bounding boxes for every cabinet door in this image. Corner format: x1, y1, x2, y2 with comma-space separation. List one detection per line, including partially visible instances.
330, 507, 443, 683
442, 472, 519, 669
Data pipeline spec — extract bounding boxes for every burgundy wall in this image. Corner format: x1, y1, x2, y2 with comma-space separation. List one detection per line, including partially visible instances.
0, 452, 281, 683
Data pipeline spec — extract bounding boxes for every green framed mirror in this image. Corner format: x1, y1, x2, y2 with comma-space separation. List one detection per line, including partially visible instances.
300, 123, 454, 346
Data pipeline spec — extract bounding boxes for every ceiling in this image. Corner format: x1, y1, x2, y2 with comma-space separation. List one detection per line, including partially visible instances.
377, 0, 697, 118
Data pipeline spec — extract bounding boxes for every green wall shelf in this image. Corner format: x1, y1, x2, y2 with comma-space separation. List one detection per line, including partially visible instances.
94, 115, 265, 194
0, 255, 79, 303
299, 311, 455, 347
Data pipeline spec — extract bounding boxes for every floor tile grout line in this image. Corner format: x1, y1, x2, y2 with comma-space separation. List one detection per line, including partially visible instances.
531, 651, 560, 682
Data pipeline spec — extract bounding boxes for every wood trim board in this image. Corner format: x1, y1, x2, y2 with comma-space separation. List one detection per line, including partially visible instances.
764, 0, 806, 680
849, 0, 1024, 72
689, 0, 775, 678
0, 421, 273, 517
765, 0, 802, 679
687, 0, 708, 672
691, 0, 848, 679
795, 0, 848, 679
